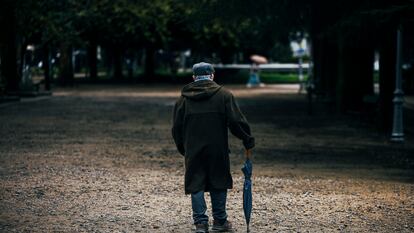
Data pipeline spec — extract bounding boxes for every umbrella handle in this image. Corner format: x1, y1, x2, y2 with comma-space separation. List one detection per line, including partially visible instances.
245, 149, 252, 160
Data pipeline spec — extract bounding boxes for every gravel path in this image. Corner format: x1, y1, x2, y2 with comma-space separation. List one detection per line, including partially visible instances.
0, 84, 413, 232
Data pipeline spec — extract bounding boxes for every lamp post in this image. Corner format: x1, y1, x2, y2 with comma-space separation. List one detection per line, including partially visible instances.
390, 26, 404, 142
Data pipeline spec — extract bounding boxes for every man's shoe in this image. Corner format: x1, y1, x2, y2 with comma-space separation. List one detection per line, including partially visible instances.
194, 223, 209, 233
212, 220, 233, 232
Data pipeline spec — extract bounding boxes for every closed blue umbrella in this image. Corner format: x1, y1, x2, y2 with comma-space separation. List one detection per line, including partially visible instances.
241, 158, 253, 232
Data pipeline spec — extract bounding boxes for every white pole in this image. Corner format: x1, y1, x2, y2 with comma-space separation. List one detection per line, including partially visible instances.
298, 56, 304, 93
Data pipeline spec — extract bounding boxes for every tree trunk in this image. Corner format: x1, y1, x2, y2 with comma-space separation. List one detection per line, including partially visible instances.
311, 35, 323, 94
379, 30, 396, 132
127, 56, 134, 80
43, 44, 51, 91
318, 35, 338, 107
58, 42, 74, 86
102, 46, 113, 79
144, 46, 155, 81
88, 38, 97, 80
358, 48, 375, 97
337, 34, 374, 112
336, 36, 347, 113
113, 46, 123, 80
2, 3, 20, 92
3, 40, 19, 93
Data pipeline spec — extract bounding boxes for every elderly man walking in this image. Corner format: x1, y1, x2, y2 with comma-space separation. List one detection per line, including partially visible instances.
172, 62, 255, 232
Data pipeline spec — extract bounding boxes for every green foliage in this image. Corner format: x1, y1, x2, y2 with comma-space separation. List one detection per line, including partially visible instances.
9, 0, 318, 64
8, 0, 414, 60
183, 0, 307, 61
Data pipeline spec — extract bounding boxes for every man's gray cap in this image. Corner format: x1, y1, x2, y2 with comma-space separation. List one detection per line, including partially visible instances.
192, 62, 215, 76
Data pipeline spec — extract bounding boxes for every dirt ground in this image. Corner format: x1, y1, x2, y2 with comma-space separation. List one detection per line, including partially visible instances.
0, 84, 413, 232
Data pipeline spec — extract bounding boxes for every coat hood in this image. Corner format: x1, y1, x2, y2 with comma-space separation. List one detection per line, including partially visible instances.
181, 80, 222, 100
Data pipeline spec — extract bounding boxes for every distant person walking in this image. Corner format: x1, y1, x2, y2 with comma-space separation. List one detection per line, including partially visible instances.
246, 62, 264, 88
247, 55, 267, 88
172, 62, 255, 233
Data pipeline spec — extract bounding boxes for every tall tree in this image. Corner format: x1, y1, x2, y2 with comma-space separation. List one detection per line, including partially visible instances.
0, 1, 19, 92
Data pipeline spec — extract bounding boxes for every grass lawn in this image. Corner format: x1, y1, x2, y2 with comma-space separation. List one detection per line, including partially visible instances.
260, 72, 307, 84
215, 69, 308, 84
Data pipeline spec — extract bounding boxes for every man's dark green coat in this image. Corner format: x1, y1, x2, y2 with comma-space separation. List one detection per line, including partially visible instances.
172, 80, 255, 194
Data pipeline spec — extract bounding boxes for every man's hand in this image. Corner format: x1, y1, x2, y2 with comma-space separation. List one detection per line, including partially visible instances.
245, 149, 252, 160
